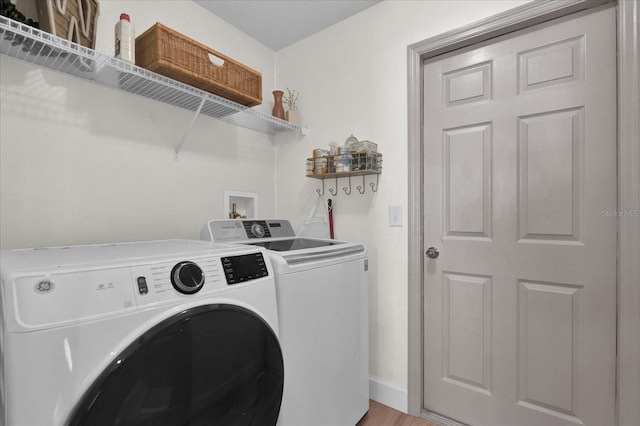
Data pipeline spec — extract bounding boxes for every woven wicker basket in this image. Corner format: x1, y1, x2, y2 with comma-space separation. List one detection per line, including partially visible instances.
135, 23, 262, 107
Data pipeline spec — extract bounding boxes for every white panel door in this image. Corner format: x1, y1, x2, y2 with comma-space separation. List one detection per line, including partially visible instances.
423, 7, 616, 426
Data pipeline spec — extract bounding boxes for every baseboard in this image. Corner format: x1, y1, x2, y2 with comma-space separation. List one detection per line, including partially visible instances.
369, 377, 408, 413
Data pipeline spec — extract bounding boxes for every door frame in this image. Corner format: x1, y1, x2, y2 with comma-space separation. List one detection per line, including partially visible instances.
406, 1, 640, 425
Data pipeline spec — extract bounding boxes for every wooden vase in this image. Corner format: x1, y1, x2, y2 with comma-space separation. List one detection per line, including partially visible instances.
272, 90, 285, 119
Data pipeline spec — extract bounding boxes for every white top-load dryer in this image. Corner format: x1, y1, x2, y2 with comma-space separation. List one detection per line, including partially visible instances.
202, 219, 369, 426
0, 239, 284, 426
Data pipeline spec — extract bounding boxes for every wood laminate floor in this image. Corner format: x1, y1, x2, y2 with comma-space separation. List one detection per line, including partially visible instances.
357, 400, 437, 426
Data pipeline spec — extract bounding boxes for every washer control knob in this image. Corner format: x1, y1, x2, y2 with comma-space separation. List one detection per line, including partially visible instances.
171, 261, 205, 294
250, 223, 266, 238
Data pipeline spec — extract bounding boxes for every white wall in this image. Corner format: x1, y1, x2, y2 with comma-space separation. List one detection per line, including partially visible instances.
274, 0, 530, 410
1, 1, 277, 249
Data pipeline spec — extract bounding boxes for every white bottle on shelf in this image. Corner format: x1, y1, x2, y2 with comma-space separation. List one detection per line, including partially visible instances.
115, 13, 135, 63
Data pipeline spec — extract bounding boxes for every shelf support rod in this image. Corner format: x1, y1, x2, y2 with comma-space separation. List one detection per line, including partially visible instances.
174, 98, 206, 160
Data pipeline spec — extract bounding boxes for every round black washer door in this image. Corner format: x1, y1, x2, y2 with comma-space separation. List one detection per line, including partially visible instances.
67, 304, 284, 426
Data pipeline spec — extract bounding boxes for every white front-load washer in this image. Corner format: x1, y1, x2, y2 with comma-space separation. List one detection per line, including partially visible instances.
202, 219, 369, 426
0, 239, 284, 426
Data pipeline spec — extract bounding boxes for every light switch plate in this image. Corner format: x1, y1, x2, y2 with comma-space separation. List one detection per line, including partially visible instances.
389, 205, 403, 226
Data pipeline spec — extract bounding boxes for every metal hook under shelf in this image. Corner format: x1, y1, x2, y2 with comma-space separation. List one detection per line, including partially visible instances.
370, 174, 379, 192
357, 175, 366, 194
316, 179, 325, 196
311, 172, 380, 196
342, 175, 352, 195
328, 178, 338, 196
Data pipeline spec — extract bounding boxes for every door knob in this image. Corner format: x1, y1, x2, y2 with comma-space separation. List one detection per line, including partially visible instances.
426, 247, 439, 259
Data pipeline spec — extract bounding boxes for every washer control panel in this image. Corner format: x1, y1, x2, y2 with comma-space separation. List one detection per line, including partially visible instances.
203, 219, 296, 242
249, 222, 268, 238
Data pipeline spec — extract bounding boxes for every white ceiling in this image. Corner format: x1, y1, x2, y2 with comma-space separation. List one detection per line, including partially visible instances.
194, 0, 381, 51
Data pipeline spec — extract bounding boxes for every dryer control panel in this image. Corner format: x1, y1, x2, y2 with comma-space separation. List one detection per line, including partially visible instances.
2, 241, 274, 331
130, 255, 225, 307
221, 252, 269, 284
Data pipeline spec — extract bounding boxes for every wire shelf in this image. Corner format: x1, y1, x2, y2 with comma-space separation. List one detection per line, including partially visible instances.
0, 16, 307, 136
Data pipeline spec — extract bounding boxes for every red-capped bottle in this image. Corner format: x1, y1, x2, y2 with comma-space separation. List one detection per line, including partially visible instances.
115, 13, 135, 63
